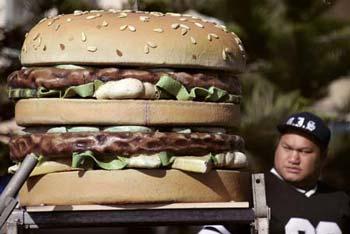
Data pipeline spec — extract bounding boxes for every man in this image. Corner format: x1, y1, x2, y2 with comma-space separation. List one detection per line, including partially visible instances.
200, 112, 350, 234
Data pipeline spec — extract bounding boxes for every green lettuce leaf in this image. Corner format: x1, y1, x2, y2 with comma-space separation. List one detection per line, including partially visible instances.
72, 151, 127, 170
156, 75, 241, 103
9, 75, 241, 103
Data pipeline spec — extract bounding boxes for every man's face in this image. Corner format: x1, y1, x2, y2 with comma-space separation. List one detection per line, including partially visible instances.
274, 132, 324, 189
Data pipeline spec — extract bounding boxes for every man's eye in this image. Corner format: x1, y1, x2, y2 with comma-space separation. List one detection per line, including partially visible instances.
282, 145, 292, 151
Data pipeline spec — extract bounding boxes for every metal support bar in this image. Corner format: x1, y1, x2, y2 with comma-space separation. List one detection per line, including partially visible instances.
252, 173, 270, 234
0, 154, 39, 228
5, 209, 24, 234
7, 208, 254, 230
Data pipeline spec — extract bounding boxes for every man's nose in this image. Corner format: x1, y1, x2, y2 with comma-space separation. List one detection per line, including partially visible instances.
288, 151, 301, 164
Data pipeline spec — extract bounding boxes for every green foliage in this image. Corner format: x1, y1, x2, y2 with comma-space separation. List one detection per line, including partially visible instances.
239, 72, 310, 170
324, 131, 350, 192
241, 73, 309, 127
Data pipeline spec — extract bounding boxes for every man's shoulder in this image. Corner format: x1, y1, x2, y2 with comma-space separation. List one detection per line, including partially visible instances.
317, 180, 350, 202
263, 171, 294, 193
318, 180, 347, 193
263, 171, 349, 200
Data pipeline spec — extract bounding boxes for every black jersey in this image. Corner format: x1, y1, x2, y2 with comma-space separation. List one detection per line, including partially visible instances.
201, 172, 350, 234
265, 171, 350, 234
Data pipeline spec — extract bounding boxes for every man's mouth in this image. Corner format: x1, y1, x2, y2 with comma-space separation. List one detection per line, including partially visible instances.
285, 166, 301, 174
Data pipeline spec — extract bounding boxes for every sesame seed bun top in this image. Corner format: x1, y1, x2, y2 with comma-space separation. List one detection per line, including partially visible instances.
21, 10, 246, 73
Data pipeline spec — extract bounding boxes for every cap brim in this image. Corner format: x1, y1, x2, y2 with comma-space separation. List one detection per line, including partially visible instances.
276, 124, 324, 149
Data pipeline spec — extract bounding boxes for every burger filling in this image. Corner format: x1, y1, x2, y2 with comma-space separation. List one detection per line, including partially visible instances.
7, 66, 241, 103
9, 126, 247, 175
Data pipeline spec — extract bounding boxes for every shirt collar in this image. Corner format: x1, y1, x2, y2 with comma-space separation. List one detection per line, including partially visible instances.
270, 168, 317, 197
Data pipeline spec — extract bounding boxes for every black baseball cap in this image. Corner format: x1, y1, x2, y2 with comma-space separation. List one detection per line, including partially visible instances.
277, 112, 331, 150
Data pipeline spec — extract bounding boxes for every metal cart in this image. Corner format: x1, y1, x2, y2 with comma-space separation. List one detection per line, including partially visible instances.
4, 174, 269, 234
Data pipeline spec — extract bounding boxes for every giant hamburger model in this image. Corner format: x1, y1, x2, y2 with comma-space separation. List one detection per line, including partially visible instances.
8, 9, 249, 206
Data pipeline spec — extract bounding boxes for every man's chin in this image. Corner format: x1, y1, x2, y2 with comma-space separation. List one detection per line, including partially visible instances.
280, 171, 304, 184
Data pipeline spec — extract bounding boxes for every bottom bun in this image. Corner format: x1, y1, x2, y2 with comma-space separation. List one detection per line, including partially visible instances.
19, 169, 250, 206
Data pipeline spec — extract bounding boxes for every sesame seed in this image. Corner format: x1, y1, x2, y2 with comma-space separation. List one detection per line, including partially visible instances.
25, 33, 28, 38
238, 44, 244, 52
192, 16, 199, 19
150, 12, 164, 16
39, 18, 47, 23
147, 42, 157, 48
102, 21, 109, 27
90, 10, 101, 13
122, 9, 132, 13
167, 12, 181, 17
207, 34, 212, 41
47, 21, 54, 26
74, 10, 83, 15
215, 24, 228, 32
144, 45, 150, 54
55, 24, 60, 31
222, 49, 227, 60
194, 22, 204, 28
171, 23, 180, 29
87, 46, 97, 52
37, 37, 42, 46
120, 25, 127, 31
33, 33, 40, 40
66, 18, 72, 22
81, 32, 86, 42
108, 9, 117, 13
190, 37, 196, 44
224, 48, 231, 53
153, 28, 164, 33
53, 16, 60, 20
128, 25, 136, 32
201, 19, 208, 23
86, 14, 101, 20
210, 33, 219, 39
179, 18, 187, 21
180, 24, 190, 30
59, 44, 65, 50
234, 37, 242, 45
181, 28, 188, 35
140, 16, 150, 22
118, 13, 128, 18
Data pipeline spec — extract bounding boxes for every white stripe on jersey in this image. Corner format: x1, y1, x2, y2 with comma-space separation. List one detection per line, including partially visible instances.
198, 225, 232, 234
